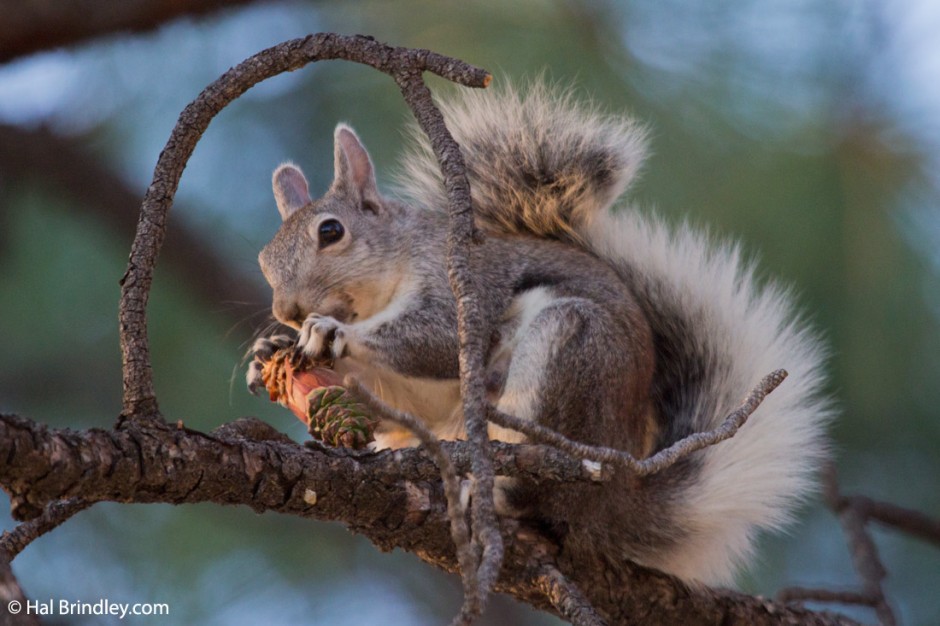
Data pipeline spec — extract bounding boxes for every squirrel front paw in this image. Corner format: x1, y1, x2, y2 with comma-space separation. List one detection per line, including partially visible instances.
246, 334, 294, 395
297, 314, 349, 362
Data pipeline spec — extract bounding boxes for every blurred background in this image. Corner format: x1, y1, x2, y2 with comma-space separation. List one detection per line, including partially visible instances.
1, 1, 938, 624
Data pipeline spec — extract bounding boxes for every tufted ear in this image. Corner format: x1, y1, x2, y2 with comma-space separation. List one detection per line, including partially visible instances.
272, 163, 311, 221
332, 124, 380, 206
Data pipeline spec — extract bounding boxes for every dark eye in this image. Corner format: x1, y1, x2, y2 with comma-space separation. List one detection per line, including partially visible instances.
317, 219, 345, 248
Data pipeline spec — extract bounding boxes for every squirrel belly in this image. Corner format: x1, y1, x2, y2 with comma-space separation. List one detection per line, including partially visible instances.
251, 83, 831, 586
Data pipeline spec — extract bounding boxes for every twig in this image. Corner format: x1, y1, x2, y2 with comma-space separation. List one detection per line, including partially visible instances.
845, 494, 940, 549
0, 498, 91, 561
822, 463, 897, 626
343, 378, 482, 620
777, 587, 879, 608
536, 564, 608, 626
392, 70, 503, 621
488, 369, 788, 476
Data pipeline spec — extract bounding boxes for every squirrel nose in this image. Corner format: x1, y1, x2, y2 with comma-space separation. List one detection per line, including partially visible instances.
272, 299, 304, 328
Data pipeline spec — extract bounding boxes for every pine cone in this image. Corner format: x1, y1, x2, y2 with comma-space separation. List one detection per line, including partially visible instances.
307, 386, 378, 450
259, 348, 342, 425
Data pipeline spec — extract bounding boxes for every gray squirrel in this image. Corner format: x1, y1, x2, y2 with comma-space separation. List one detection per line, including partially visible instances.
247, 83, 831, 585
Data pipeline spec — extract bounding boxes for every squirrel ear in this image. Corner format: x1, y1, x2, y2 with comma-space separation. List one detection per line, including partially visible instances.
332, 124, 380, 205
272, 163, 311, 221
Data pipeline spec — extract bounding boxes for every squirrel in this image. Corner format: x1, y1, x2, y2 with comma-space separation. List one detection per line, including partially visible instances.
246, 82, 831, 586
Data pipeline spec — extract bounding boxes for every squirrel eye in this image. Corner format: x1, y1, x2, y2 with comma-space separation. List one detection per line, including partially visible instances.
317, 219, 345, 248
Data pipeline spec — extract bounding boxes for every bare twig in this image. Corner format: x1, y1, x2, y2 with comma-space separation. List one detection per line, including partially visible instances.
392, 70, 502, 621
777, 587, 880, 608
488, 369, 788, 476
536, 564, 608, 626
777, 458, 939, 622
343, 377, 481, 618
822, 463, 897, 626
0, 498, 91, 561
845, 494, 940, 549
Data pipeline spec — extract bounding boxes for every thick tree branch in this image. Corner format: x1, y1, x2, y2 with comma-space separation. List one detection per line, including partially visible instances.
0, 412, 859, 626
0, 0, 264, 64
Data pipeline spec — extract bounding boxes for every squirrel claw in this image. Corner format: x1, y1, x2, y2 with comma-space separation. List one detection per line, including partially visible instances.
297, 314, 346, 361
245, 333, 295, 394
246, 360, 264, 395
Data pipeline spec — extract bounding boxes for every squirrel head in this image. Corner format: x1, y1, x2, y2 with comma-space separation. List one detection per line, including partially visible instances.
259, 124, 407, 329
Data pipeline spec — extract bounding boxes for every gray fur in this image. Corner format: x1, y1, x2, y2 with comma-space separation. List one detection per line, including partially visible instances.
251, 82, 831, 585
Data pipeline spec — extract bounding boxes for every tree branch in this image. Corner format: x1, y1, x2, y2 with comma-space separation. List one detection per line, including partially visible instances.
0, 498, 91, 561
823, 464, 897, 626
0, 0, 264, 64
0, 412, 860, 625
488, 369, 788, 476
776, 462, 930, 625
392, 69, 502, 622
842, 494, 940, 549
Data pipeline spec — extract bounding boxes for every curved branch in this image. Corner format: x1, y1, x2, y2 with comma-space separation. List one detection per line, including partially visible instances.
118, 32, 489, 421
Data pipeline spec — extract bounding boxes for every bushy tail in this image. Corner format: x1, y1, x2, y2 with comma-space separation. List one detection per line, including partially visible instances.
395, 82, 831, 584
395, 81, 648, 242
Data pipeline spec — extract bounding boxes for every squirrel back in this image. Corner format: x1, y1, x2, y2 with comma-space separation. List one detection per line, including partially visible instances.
395, 82, 832, 583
